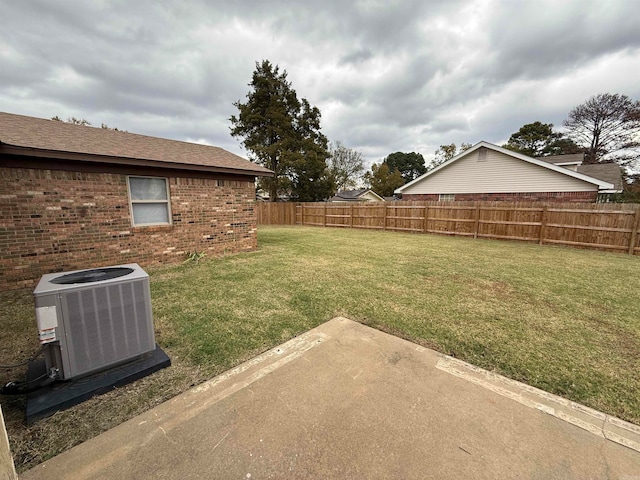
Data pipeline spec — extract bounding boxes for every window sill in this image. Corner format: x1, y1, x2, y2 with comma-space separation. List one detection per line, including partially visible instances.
132, 224, 174, 233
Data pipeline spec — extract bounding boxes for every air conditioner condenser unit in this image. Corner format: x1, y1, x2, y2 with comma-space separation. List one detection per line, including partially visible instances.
33, 263, 156, 381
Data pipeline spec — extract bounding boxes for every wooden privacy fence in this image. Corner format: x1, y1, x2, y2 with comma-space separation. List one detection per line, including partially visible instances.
256, 201, 298, 226
256, 201, 640, 255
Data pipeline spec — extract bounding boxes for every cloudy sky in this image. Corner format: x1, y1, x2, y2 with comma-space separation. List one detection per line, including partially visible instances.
2, 0, 640, 167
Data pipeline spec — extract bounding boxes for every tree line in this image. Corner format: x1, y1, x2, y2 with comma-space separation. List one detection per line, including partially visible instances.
230, 61, 438, 199
231, 61, 640, 202
231, 61, 640, 201
501, 93, 640, 168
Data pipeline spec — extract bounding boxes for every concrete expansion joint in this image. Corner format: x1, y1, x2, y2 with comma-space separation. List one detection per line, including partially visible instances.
190, 331, 329, 396
435, 355, 640, 453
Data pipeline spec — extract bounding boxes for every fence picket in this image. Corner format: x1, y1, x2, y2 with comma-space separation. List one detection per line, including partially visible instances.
539, 206, 547, 245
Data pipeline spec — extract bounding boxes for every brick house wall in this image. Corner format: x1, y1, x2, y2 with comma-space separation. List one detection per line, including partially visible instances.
0, 165, 258, 289
401, 191, 597, 202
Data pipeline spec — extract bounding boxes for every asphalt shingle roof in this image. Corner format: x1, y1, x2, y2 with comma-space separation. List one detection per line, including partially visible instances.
333, 189, 368, 199
541, 154, 584, 164
576, 163, 624, 191
0, 112, 272, 176
538, 153, 623, 191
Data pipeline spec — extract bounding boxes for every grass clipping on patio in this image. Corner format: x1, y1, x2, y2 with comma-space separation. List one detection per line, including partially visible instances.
1, 225, 639, 472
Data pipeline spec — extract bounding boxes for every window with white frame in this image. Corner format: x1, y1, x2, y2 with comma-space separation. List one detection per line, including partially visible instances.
127, 176, 171, 226
438, 194, 455, 201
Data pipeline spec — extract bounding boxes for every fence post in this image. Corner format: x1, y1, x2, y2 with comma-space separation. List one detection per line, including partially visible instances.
300, 203, 305, 226
423, 204, 428, 233
539, 206, 548, 245
628, 207, 640, 255
323, 203, 327, 227
349, 204, 354, 228
383, 204, 387, 230
473, 203, 480, 239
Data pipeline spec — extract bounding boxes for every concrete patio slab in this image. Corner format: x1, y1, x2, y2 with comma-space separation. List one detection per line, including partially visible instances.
22, 317, 640, 479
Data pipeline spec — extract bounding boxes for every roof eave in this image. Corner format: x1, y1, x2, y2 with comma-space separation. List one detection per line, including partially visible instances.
0, 144, 274, 177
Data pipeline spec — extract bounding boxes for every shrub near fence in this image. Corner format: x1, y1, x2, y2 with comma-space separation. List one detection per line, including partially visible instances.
255, 201, 640, 255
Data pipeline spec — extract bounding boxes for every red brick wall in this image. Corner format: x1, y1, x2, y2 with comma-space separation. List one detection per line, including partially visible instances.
401, 191, 597, 202
0, 167, 258, 289
401, 194, 440, 201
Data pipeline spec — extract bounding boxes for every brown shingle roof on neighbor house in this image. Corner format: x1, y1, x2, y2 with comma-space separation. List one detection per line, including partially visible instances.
541, 154, 584, 165
576, 163, 624, 191
538, 153, 623, 191
0, 112, 272, 176
332, 189, 369, 200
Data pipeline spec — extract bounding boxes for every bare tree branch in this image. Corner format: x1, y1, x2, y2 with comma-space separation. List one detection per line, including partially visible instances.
564, 93, 640, 166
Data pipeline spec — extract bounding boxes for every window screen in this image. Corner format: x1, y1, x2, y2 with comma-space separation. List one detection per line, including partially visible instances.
127, 176, 171, 226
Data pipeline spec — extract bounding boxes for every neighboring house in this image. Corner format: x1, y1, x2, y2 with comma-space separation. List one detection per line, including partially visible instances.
328, 189, 385, 202
396, 142, 616, 202
255, 188, 291, 202
0, 112, 272, 289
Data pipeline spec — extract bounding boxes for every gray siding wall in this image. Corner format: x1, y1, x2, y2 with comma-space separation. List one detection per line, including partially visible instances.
403, 150, 598, 195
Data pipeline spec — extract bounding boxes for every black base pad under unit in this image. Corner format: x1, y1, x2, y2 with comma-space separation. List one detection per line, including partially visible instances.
26, 345, 170, 425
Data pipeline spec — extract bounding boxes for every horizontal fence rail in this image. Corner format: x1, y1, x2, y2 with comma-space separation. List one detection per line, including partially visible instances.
256, 201, 640, 256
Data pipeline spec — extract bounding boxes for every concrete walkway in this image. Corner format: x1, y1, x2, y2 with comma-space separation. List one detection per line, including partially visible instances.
22, 318, 640, 479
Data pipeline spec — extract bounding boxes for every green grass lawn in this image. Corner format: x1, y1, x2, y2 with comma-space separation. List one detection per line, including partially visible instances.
2, 225, 639, 471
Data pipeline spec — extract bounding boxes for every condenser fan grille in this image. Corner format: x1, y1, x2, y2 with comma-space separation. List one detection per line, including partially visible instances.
50, 267, 134, 285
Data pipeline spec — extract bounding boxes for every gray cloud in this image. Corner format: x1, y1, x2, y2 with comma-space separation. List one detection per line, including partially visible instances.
2, 0, 639, 164
339, 49, 375, 66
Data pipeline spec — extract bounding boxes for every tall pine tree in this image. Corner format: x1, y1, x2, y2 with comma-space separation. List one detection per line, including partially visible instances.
230, 61, 332, 201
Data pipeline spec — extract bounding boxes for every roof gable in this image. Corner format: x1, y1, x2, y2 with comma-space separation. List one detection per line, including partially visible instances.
0, 112, 272, 176
396, 142, 613, 193
329, 189, 384, 202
